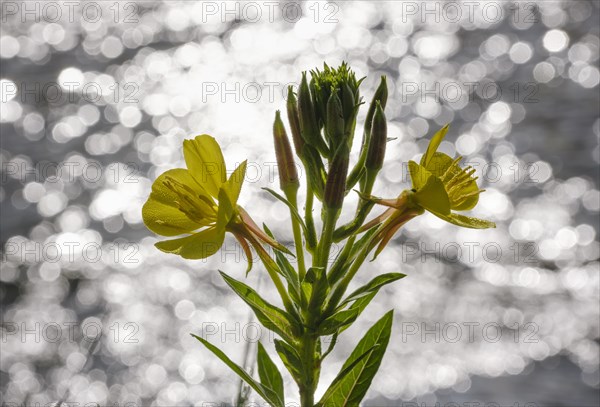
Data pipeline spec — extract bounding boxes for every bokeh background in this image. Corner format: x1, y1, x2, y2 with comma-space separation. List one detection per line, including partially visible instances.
1, 1, 599, 405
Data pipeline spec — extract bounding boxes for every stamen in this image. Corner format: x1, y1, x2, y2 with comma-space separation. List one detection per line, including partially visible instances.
441, 156, 463, 182
448, 176, 479, 195
446, 166, 476, 189
451, 189, 484, 206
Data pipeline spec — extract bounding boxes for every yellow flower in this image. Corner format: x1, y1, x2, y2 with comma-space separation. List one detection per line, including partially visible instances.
360, 125, 495, 258
142, 135, 287, 267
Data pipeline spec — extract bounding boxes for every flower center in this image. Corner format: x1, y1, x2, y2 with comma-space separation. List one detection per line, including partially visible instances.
440, 158, 484, 208
162, 176, 217, 224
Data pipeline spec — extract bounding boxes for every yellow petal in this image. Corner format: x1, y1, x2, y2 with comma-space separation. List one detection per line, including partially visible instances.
217, 187, 236, 230
142, 169, 211, 236
155, 226, 226, 259
425, 152, 454, 178
222, 160, 247, 205
413, 169, 451, 216
408, 160, 430, 191
183, 135, 226, 198
420, 124, 449, 167
432, 213, 496, 229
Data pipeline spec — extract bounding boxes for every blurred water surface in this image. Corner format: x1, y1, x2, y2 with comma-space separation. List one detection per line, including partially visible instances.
1, 1, 599, 405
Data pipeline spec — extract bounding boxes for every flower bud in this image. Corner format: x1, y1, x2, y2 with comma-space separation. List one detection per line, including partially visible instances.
325, 90, 344, 145
324, 145, 350, 209
302, 146, 326, 200
311, 63, 362, 152
286, 86, 304, 156
298, 72, 329, 157
273, 111, 299, 192
341, 82, 356, 123
364, 75, 388, 136
346, 75, 388, 190
365, 102, 387, 171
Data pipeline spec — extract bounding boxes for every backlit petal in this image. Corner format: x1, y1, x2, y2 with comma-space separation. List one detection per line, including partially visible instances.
217, 187, 236, 230
413, 170, 451, 216
154, 226, 226, 259
433, 212, 496, 229
142, 169, 211, 236
222, 160, 247, 205
183, 135, 226, 198
420, 124, 449, 167
424, 152, 454, 178
408, 160, 430, 191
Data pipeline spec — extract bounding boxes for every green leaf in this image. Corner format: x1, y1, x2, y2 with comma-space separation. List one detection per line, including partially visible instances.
274, 339, 302, 384
347, 228, 379, 263
191, 334, 284, 407
304, 267, 329, 317
257, 342, 284, 402
263, 224, 301, 301
316, 346, 377, 407
317, 311, 394, 406
338, 292, 377, 334
328, 229, 378, 285
338, 273, 406, 309
319, 308, 362, 336
262, 187, 309, 236
220, 271, 299, 343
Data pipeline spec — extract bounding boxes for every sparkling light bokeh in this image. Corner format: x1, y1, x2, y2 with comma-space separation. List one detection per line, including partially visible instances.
1, 1, 599, 405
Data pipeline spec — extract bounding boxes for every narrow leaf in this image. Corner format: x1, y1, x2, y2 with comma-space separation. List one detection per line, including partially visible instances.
338, 273, 406, 309
315, 346, 377, 407
257, 342, 284, 402
263, 224, 301, 300
317, 311, 394, 406
274, 339, 302, 384
262, 187, 309, 236
320, 291, 377, 336
337, 291, 378, 335
220, 271, 299, 343
191, 335, 284, 407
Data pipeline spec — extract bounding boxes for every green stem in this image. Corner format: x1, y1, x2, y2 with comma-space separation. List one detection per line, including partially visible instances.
333, 170, 377, 242
299, 331, 318, 407
323, 227, 379, 316
316, 208, 339, 269
327, 235, 356, 285
286, 188, 307, 280
304, 182, 317, 255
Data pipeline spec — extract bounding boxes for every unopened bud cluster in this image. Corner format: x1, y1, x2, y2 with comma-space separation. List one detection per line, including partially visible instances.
274, 63, 389, 211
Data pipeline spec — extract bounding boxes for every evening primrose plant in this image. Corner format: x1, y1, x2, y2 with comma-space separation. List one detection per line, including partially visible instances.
142, 63, 495, 406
